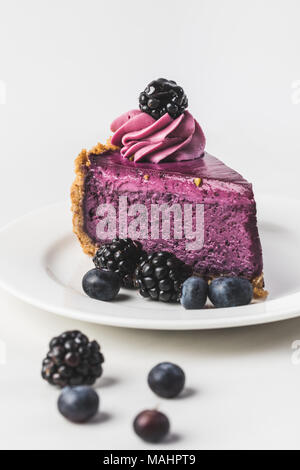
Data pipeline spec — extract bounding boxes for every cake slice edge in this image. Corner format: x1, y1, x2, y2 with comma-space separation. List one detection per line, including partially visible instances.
70, 142, 268, 300
71, 141, 118, 257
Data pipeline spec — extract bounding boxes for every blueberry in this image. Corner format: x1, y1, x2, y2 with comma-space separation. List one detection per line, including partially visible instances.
82, 268, 121, 301
148, 362, 185, 398
208, 277, 253, 308
58, 386, 99, 423
133, 410, 170, 443
180, 276, 208, 309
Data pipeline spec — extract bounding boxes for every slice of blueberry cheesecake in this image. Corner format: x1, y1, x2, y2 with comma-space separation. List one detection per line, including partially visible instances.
71, 79, 267, 299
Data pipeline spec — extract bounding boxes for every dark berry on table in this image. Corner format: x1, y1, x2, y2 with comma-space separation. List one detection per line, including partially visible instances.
148, 362, 185, 398
208, 277, 253, 308
41, 331, 104, 387
133, 409, 170, 443
93, 238, 145, 288
82, 268, 121, 301
58, 386, 99, 423
135, 252, 192, 303
139, 78, 188, 120
180, 276, 208, 309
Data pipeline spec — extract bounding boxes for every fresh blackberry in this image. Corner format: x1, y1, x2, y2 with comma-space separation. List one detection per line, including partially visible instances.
41, 331, 104, 388
93, 238, 145, 288
135, 252, 192, 303
139, 78, 188, 120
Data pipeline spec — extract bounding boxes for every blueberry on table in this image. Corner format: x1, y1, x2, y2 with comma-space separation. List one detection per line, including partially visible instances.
148, 362, 185, 398
58, 386, 99, 423
180, 276, 208, 309
133, 409, 170, 443
82, 268, 121, 301
208, 277, 253, 308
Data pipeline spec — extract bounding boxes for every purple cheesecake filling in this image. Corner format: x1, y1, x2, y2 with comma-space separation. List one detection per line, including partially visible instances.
83, 150, 263, 279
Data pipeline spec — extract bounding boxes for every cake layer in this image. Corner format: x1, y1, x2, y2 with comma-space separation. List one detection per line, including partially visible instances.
80, 149, 263, 280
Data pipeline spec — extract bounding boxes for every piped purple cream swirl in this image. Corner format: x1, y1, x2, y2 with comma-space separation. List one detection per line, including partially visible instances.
110, 110, 206, 164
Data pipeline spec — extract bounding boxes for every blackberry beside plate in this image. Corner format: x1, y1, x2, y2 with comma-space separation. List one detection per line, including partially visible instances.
41, 330, 104, 387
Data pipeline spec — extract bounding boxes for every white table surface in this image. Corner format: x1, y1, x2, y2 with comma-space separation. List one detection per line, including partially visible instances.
1, 287, 300, 450
1, 0, 300, 450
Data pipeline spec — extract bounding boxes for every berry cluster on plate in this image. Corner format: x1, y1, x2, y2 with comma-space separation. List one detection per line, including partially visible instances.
82, 238, 254, 309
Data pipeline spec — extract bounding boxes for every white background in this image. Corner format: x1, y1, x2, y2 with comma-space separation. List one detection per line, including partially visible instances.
0, 0, 300, 450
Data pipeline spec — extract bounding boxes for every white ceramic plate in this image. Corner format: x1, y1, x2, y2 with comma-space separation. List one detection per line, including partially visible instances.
0, 196, 299, 330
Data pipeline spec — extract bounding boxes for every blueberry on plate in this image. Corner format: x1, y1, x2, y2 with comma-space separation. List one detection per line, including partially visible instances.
148, 362, 185, 398
58, 386, 99, 423
82, 268, 121, 301
180, 276, 208, 309
133, 409, 170, 443
208, 277, 253, 308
